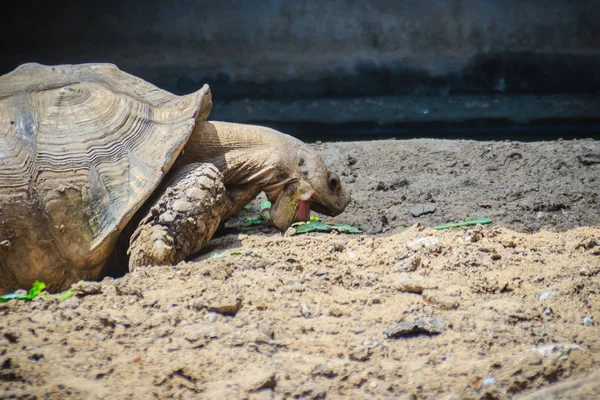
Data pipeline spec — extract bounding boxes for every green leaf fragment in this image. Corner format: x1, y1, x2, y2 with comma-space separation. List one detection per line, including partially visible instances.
27, 281, 46, 299
0, 281, 46, 303
292, 220, 361, 234
434, 217, 493, 230
0, 293, 23, 302
244, 215, 268, 225
259, 200, 271, 211
243, 201, 272, 227
57, 290, 76, 301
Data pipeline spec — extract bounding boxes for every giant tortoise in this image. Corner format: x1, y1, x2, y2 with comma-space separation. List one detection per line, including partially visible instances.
0, 63, 350, 293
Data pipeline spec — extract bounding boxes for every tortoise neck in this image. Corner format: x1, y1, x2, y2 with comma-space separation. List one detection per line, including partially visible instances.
177, 121, 299, 188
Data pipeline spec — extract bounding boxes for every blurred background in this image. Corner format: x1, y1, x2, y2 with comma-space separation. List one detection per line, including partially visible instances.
3, 0, 599, 141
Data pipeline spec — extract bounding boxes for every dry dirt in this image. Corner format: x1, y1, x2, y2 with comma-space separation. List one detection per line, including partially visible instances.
1, 138, 600, 399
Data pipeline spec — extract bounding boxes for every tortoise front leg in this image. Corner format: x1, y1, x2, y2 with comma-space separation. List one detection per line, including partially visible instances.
128, 163, 232, 271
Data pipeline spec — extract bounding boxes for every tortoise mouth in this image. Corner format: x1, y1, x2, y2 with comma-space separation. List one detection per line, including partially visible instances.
294, 200, 311, 222
293, 192, 337, 221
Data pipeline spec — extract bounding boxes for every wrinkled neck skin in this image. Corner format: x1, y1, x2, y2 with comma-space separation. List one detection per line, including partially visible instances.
175, 121, 302, 220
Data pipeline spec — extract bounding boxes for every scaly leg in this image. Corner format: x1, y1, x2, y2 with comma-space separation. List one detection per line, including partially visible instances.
128, 163, 232, 271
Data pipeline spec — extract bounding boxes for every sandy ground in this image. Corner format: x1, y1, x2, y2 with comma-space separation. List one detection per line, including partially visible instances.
1, 138, 600, 399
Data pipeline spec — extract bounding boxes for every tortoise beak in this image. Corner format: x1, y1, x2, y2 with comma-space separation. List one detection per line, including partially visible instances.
309, 190, 351, 217
309, 201, 337, 217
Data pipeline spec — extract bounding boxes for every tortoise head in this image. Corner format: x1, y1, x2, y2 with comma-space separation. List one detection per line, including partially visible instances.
182, 121, 351, 231
264, 144, 351, 231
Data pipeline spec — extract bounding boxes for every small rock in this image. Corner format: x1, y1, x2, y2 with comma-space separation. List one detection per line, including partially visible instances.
539, 290, 557, 300
300, 302, 311, 318
185, 323, 219, 341
482, 376, 497, 387
115, 284, 143, 297
393, 273, 438, 294
534, 343, 584, 360
406, 237, 440, 252
422, 290, 460, 309
328, 305, 344, 317
582, 316, 593, 326
375, 181, 388, 191
577, 153, 600, 165
349, 346, 370, 361
384, 316, 446, 338
98, 312, 116, 328
576, 237, 598, 251
407, 204, 436, 217
311, 363, 337, 377
71, 281, 102, 295
330, 239, 346, 252
394, 255, 426, 272
362, 339, 380, 349
292, 383, 327, 399
206, 296, 243, 316
242, 370, 277, 392
284, 227, 297, 237
501, 238, 518, 248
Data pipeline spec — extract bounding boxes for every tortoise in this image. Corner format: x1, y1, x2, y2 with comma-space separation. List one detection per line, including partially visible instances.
0, 63, 351, 293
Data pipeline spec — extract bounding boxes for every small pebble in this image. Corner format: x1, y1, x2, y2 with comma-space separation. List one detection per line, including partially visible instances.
582, 316, 593, 326
300, 302, 311, 318
349, 346, 370, 361
482, 376, 497, 387
207, 296, 243, 316
242, 370, 277, 392
328, 305, 343, 317
539, 290, 557, 300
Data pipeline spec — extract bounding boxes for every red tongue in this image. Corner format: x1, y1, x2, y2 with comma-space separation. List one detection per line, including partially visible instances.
295, 200, 311, 222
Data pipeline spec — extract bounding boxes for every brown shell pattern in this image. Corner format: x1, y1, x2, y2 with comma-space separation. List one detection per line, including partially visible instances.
0, 63, 211, 291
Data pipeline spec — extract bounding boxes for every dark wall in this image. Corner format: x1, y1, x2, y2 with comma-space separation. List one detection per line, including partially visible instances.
3, 0, 600, 99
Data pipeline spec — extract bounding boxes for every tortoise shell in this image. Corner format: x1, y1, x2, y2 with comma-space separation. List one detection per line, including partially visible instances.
0, 63, 211, 291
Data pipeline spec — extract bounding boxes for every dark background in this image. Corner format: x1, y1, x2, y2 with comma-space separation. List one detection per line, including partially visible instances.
3, 0, 600, 141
